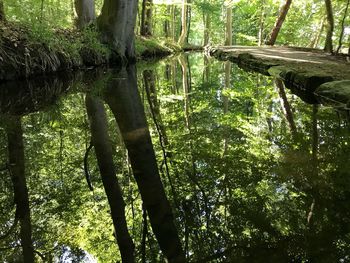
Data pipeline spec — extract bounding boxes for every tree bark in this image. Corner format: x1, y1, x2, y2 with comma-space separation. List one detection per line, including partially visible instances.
85, 95, 135, 262
225, 7, 232, 46
0, 0, 5, 21
265, 0, 292, 46
103, 66, 186, 263
178, 0, 189, 46
336, 0, 350, 54
324, 0, 334, 53
74, 0, 95, 29
203, 12, 210, 46
5, 117, 34, 263
140, 0, 152, 37
98, 0, 138, 60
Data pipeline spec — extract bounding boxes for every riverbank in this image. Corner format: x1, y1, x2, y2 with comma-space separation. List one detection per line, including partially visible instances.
208, 46, 350, 107
0, 22, 179, 81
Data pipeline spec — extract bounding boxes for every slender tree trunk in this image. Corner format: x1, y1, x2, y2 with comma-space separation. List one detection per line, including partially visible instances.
265, 0, 292, 45
336, 0, 350, 54
310, 18, 325, 48
6, 117, 35, 263
98, 0, 138, 60
225, 7, 232, 46
85, 95, 135, 262
203, 12, 210, 46
0, 0, 5, 21
178, 0, 189, 46
140, 0, 153, 37
164, 5, 171, 38
258, 0, 266, 46
172, 5, 176, 41
324, 0, 334, 53
103, 66, 186, 263
74, 0, 95, 29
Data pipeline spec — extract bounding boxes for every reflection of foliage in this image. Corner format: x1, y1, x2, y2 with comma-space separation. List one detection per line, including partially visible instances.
1, 53, 350, 262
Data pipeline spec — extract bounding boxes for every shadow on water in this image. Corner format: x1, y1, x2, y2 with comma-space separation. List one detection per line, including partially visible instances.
0, 53, 350, 262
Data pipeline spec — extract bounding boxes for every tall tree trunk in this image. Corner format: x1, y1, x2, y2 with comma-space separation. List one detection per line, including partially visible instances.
5, 117, 34, 263
74, 0, 95, 29
309, 18, 325, 48
140, 0, 153, 37
258, 0, 266, 46
336, 0, 350, 54
85, 95, 135, 262
203, 12, 210, 46
0, 0, 5, 21
265, 0, 292, 46
98, 0, 138, 60
103, 67, 186, 263
324, 0, 334, 53
164, 5, 171, 38
172, 5, 176, 41
225, 7, 232, 46
178, 0, 189, 46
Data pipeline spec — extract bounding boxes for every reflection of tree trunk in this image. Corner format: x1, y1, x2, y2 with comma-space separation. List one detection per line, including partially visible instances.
179, 56, 190, 129
85, 95, 135, 262
5, 116, 34, 263
103, 66, 186, 262
307, 105, 319, 226
223, 62, 231, 155
275, 79, 297, 137
265, 0, 292, 46
203, 55, 210, 83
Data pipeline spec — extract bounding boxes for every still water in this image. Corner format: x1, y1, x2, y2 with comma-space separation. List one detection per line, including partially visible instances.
0, 53, 349, 262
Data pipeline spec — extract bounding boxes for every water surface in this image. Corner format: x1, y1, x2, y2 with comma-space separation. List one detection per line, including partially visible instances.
1, 53, 349, 262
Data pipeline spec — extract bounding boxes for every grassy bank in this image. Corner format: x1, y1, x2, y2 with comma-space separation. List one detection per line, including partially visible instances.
0, 22, 179, 81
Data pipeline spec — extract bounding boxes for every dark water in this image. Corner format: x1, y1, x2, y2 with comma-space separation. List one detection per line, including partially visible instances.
1, 53, 350, 262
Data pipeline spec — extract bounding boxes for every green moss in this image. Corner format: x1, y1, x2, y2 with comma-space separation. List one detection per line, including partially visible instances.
135, 36, 179, 58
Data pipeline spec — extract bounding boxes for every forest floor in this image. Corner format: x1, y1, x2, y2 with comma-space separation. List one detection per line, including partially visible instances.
209, 46, 350, 107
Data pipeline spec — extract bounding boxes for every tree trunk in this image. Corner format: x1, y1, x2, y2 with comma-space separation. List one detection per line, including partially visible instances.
6, 117, 35, 263
258, 0, 266, 46
324, 0, 334, 53
103, 67, 186, 263
203, 12, 210, 46
85, 95, 135, 262
178, 0, 189, 46
98, 0, 138, 60
172, 5, 176, 41
225, 7, 232, 46
336, 0, 350, 54
164, 5, 171, 38
0, 0, 5, 21
265, 0, 292, 46
309, 18, 325, 48
74, 0, 95, 29
140, 0, 152, 37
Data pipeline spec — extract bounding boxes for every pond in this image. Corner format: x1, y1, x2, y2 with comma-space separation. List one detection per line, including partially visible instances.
0, 53, 349, 262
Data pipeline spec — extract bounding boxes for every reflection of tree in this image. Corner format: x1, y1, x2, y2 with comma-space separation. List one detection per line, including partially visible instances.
4, 116, 35, 262
103, 66, 186, 262
85, 95, 135, 262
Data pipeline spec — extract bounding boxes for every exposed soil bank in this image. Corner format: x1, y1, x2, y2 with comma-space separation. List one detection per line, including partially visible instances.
208, 46, 350, 107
